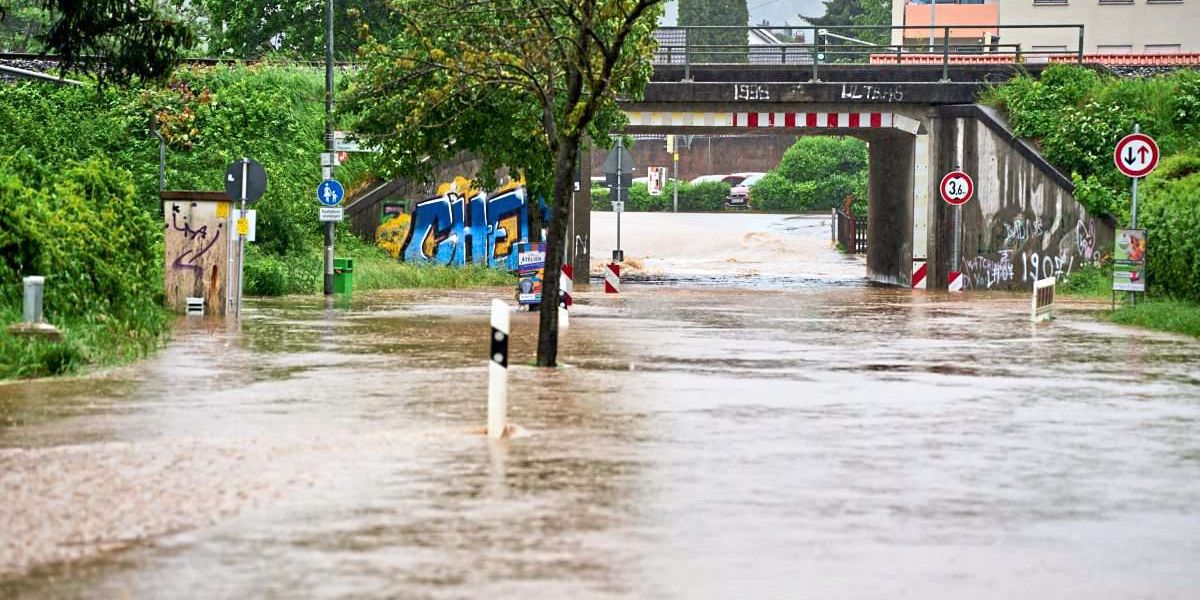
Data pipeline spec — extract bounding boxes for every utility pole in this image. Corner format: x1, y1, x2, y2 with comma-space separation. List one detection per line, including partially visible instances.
323, 0, 336, 296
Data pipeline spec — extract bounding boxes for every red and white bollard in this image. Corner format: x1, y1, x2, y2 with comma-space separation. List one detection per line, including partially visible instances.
605, 262, 621, 294
948, 271, 964, 293
559, 264, 572, 329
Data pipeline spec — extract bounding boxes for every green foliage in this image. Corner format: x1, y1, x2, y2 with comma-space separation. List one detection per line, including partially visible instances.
1057, 263, 1111, 297
753, 136, 867, 212
801, 0, 891, 59
25, 0, 194, 84
1137, 153, 1200, 300
0, 153, 167, 378
197, 1, 400, 61
988, 66, 1200, 301
0, 1, 48, 52
986, 65, 1200, 219
592, 180, 730, 212
1110, 299, 1200, 338
678, 0, 750, 63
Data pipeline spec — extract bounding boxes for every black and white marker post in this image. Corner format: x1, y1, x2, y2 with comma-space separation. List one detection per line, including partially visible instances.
488, 299, 510, 438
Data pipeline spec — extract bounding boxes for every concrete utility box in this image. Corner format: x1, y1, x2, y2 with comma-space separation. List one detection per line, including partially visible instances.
161, 191, 237, 315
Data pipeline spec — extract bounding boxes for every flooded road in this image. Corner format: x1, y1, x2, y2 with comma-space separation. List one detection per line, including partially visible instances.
3, 213, 1200, 598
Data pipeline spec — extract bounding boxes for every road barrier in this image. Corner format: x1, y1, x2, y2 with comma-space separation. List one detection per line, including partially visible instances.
948, 271, 964, 292
605, 263, 621, 294
1032, 277, 1056, 322
912, 261, 927, 289
488, 299, 509, 439
559, 264, 572, 330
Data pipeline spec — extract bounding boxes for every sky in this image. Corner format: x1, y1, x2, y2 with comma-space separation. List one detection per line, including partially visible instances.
660, 0, 831, 27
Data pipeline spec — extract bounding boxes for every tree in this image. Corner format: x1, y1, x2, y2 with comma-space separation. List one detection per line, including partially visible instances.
0, 1, 48, 52
0, 0, 195, 83
801, 0, 890, 59
678, 0, 748, 63
197, 1, 401, 61
347, 0, 665, 367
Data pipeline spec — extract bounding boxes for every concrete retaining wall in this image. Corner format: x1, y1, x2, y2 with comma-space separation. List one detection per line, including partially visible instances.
930, 105, 1115, 291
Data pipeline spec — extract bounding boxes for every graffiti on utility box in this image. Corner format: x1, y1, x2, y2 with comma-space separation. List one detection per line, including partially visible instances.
376, 177, 540, 270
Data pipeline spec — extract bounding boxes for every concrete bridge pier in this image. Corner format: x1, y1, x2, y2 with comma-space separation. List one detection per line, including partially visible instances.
865, 130, 916, 287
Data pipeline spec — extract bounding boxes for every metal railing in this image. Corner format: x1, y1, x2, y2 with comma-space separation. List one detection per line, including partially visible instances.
652, 24, 1086, 82
834, 208, 867, 254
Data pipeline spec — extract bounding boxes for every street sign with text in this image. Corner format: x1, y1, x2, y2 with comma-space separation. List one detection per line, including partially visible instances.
1114, 133, 1159, 178
319, 207, 344, 222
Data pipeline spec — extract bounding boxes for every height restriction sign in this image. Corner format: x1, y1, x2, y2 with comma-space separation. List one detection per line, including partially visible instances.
1114, 133, 1159, 178
939, 171, 974, 206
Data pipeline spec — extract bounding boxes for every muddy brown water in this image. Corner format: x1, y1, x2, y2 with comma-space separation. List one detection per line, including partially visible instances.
2, 214, 1199, 598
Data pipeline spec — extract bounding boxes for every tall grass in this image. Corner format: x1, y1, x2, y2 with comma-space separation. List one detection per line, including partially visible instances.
1110, 300, 1200, 338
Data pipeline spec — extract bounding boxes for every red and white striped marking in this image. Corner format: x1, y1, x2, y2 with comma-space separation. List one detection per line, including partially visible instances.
560, 264, 573, 308
624, 111, 921, 134
604, 263, 621, 294
912, 261, 927, 290
948, 271, 964, 293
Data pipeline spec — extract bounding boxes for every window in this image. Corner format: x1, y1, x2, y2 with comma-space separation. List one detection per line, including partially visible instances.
1033, 0, 1068, 5
1097, 44, 1134, 53
1098, 0, 1133, 4
1145, 44, 1182, 53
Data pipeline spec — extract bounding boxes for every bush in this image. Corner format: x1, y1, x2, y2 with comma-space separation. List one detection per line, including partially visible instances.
1137, 153, 1200, 300
588, 181, 730, 212
0, 153, 167, 377
752, 137, 867, 212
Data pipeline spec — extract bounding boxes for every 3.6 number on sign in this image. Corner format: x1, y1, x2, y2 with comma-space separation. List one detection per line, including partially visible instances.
939, 171, 974, 206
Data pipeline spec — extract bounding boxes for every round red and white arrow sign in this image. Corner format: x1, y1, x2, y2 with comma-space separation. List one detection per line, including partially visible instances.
1114, 133, 1159, 178
939, 171, 974, 206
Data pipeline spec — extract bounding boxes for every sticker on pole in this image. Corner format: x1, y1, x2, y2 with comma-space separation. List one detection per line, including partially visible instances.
1114, 133, 1159, 178
317, 179, 345, 207
939, 171, 973, 206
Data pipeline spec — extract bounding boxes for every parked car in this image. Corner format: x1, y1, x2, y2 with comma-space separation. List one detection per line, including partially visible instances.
689, 174, 728, 185
726, 173, 766, 209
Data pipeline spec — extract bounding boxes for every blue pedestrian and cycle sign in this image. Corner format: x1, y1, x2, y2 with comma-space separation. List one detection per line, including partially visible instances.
317, 179, 345, 206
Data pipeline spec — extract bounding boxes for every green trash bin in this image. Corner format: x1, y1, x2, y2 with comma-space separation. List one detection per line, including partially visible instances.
333, 257, 354, 294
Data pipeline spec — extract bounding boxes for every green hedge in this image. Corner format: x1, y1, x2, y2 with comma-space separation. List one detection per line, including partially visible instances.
1138, 154, 1200, 299
592, 180, 731, 212
753, 137, 868, 212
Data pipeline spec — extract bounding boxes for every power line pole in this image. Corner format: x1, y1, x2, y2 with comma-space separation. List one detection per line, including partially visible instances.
323, 0, 335, 296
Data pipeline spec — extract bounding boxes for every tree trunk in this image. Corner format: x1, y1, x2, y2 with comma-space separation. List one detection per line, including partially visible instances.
535, 135, 581, 367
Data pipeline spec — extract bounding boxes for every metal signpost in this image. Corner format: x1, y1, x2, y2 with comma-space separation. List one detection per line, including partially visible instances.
224, 158, 267, 318
667, 135, 679, 213
939, 169, 973, 291
603, 139, 635, 263
1113, 126, 1159, 306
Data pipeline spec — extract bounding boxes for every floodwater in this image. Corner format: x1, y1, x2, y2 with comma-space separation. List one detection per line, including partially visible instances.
3, 213, 1200, 599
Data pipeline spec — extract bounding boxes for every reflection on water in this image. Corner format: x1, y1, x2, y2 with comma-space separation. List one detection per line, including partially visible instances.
2, 213, 1199, 599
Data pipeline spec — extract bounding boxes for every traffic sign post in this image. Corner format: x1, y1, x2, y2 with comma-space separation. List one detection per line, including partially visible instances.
225, 158, 268, 318
940, 170, 974, 291
1113, 125, 1159, 307
604, 138, 635, 263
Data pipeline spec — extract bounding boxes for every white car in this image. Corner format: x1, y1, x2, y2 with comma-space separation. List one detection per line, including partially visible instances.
689, 174, 728, 184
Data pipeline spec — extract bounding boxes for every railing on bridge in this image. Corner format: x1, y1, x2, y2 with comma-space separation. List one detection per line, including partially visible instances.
834, 208, 867, 255
653, 24, 1086, 82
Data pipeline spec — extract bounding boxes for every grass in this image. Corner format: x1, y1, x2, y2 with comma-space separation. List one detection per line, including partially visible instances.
1058, 264, 1111, 298
352, 251, 516, 291
1110, 299, 1200, 338
0, 305, 170, 380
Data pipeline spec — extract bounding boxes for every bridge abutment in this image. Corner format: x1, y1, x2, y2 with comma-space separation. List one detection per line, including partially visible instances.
866, 131, 915, 287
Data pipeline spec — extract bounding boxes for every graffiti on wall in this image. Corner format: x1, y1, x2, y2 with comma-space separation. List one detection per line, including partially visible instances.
961, 214, 1098, 291
375, 177, 539, 269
